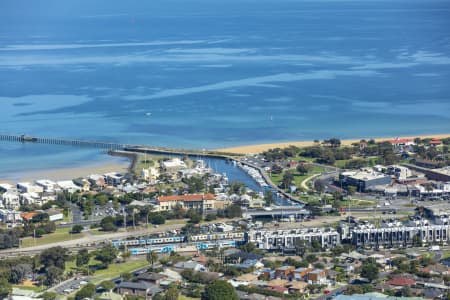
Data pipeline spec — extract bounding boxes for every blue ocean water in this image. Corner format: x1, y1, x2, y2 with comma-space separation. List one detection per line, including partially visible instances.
0, 0, 449, 179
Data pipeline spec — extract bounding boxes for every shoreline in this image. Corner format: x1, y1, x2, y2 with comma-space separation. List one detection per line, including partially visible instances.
0, 158, 130, 184
1, 133, 448, 183
215, 133, 450, 155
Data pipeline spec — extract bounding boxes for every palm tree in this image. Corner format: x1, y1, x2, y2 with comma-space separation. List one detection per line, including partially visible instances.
146, 251, 158, 266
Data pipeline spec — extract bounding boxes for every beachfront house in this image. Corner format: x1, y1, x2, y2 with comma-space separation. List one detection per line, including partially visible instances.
17, 182, 43, 194
0, 209, 22, 227
35, 179, 59, 193
57, 180, 81, 193
1, 190, 20, 209
73, 178, 91, 192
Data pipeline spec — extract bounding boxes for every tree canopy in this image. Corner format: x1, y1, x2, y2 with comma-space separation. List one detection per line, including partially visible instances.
202, 280, 238, 300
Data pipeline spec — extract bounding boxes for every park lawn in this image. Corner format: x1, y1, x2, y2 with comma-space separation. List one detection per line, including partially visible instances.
21, 227, 83, 248
269, 173, 283, 186
132, 153, 159, 173
165, 219, 188, 225
349, 199, 377, 206
90, 258, 149, 284
66, 257, 149, 283
338, 198, 377, 207
13, 284, 47, 292
88, 228, 118, 235
293, 155, 315, 162
334, 157, 379, 169
270, 166, 324, 189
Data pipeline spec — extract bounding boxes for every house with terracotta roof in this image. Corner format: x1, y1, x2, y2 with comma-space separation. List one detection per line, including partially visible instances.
429, 138, 442, 146
389, 138, 415, 148
20, 211, 38, 222
386, 277, 416, 287
266, 285, 289, 294
155, 194, 216, 211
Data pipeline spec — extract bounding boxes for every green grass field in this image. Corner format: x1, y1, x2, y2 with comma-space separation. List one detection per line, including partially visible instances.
21, 227, 83, 248
90, 259, 149, 284
269, 165, 325, 191
12, 284, 47, 292
66, 257, 149, 284
334, 157, 379, 169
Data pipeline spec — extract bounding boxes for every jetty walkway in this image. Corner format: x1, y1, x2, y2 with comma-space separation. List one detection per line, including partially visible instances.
0, 133, 241, 159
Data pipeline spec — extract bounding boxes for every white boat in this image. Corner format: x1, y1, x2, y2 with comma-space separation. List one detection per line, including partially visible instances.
145, 112, 152, 116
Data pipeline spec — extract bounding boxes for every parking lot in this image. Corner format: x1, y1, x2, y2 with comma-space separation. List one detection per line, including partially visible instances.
52, 277, 90, 294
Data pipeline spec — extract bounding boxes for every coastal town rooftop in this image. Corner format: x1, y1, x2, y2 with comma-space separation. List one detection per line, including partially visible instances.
157, 193, 215, 202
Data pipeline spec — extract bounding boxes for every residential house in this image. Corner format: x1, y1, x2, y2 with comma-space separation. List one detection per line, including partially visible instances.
307, 269, 327, 285
57, 180, 81, 193
136, 272, 166, 286
267, 279, 288, 288
73, 178, 91, 192
335, 263, 355, 274
104, 173, 124, 185
88, 174, 106, 188
0, 209, 22, 227
294, 268, 312, 281
385, 277, 416, 288
117, 281, 162, 298
1, 190, 20, 209
286, 281, 308, 294
174, 260, 207, 272
234, 259, 264, 270
159, 268, 183, 282
35, 179, 59, 193
228, 273, 259, 287
17, 182, 43, 194
0, 183, 14, 192
418, 264, 450, 276
20, 212, 38, 222
266, 286, 289, 294
261, 268, 276, 280
45, 209, 64, 222
20, 192, 42, 206
275, 266, 295, 280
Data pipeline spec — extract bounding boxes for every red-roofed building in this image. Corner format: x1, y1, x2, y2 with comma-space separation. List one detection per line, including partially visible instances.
430, 139, 442, 146
20, 212, 38, 221
389, 138, 415, 147
386, 277, 416, 286
156, 194, 216, 211
266, 286, 289, 294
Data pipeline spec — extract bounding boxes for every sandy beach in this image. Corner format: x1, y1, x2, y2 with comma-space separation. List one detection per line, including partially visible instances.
0, 161, 129, 183
216, 134, 450, 155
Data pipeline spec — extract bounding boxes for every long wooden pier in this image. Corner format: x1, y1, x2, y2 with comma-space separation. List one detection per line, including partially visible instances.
0, 134, 126, 150
0, 133, 243, 158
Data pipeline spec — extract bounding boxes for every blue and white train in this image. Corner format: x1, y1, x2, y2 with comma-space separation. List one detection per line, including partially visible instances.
111, 232, 245, 247
128, 240, 239, 255
111, 236, 184, 247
